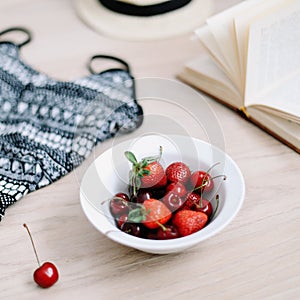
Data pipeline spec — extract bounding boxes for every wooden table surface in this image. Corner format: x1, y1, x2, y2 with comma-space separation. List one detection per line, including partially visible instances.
1, 0, 299, 299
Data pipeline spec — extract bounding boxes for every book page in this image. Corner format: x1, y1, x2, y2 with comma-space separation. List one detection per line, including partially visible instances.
234, 0, 288, 95
195, 26, 236, 86
249, 72, 300, 122
245, 0, 300, 119
247, 106, 300, 150
180, 54, 243, 108
205, 0, 261, 93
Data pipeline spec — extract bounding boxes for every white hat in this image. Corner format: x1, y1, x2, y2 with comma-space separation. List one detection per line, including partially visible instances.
74, 0, 213, 41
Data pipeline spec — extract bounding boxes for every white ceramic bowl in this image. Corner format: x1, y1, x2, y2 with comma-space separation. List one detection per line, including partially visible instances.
80, 134, 245, 254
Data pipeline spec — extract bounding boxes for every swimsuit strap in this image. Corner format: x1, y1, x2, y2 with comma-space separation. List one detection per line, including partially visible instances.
0, 27, 32, 48
87, 54, 131, 74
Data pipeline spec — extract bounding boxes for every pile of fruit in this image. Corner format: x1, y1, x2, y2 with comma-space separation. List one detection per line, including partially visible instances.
108, 147, 225, 239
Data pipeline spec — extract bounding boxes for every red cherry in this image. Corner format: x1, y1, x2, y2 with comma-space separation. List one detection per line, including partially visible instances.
166, 182, 187, 197
190, 171, 214, 193
109, 197, 129, 217
162, 192, 184, 212
182, 192, 201, 210
114, 192, 130, 202
33, 262, 59, 288
23, 224, 59, 288
156, 225, 179, 240
136, 189, 152, 203
194, 199, 213, 218
116, 214, 128, 228
120, 222, 143, 237
150, 187, 166, 200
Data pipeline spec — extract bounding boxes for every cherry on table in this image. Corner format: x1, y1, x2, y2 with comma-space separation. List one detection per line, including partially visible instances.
34, 262, 59, 288
23, 224, 59, 288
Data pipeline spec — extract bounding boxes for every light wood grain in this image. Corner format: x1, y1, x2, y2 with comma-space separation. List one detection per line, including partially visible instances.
0, 0, 299, 299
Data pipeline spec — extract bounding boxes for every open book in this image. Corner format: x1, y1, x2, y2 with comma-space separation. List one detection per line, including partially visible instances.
178, 0, 300, 153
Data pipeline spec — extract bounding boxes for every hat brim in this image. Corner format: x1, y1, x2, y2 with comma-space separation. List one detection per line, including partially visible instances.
74, 0, 213, 41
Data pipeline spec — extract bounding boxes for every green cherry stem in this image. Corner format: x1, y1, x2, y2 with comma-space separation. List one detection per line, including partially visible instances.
193, 174, 227, 193
155, 220, 167, 231
193, 181, 209, 193
205, 162, 220, 174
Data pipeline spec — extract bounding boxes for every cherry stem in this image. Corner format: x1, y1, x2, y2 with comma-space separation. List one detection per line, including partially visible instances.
155, 220, 167, 231
211, 174, 227, 181
193, 174, 227, 193
23, 223, 41, 267
206, 162, 220, 174
210, 195, 219, 221
193, 181, 208, 192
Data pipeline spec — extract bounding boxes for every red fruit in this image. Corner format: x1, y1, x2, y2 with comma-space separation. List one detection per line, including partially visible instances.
142, 199, 172, 229
153, 174, 167, 189
166, 162, 191, 184
156, 225, 179, 240
182, 192, 201, 210
117, 214, 128, 228
140, 161, 165, 188
23, 224, 59, 288
121, 222, 143, 237
136, 189, 152, 203
150, 187, 166, 200
172, 210, 208, 237
190, 171, 214, 193
162, 192, 184, 212
194, 199, 213, 218
33, 262, 59, 288
125, 148, 165, 195
109, 197, 129, 217
114, 192, 130, 202
166, 182, 187, 197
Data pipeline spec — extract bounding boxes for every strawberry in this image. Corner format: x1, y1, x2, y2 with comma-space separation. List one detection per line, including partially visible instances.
172, 210, 208, 237
127, 199, 172, 229
125, 147, 166, 195
142, 199, 172, 229
140, 162, 166, 189
166, 162, 191, 184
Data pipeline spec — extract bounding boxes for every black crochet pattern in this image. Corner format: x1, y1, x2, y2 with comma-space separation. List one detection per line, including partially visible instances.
0, 42, 142, 220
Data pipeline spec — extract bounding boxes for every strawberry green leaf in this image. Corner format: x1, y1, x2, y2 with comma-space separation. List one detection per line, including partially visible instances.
127, 208, 146, 223
140, 160, 149, 168
142, 169, 150, 176
125, 151, 138, 165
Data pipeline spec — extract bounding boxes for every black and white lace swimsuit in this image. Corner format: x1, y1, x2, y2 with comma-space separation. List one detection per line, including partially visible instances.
0, 27, 143, 220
